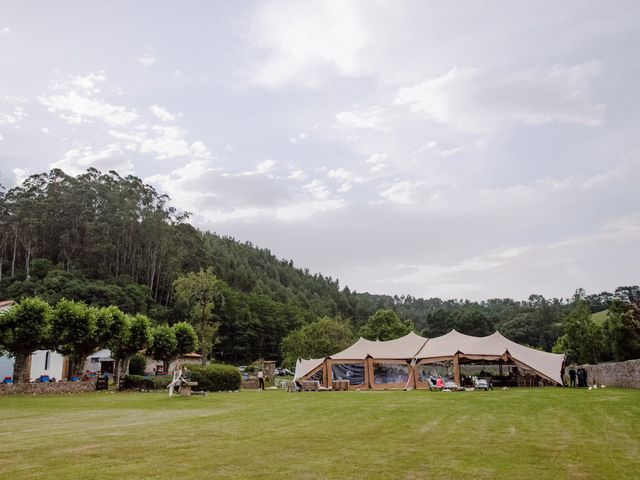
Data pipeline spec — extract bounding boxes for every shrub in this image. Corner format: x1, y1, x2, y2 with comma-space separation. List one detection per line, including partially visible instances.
186, 364, 241, 392
128, 354, 147, 375
123, 375, 171, 390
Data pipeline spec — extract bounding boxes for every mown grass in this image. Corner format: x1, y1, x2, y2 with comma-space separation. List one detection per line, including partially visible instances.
1, 388, 639, 479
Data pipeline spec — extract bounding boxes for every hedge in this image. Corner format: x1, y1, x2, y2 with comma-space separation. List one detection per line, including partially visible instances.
123, 375, 172, 390
129, 354, 147, 376
186, 364, 241, 392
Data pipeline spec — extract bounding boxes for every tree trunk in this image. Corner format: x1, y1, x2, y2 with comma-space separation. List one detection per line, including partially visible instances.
12, 352, 27, 383
24, 239, 32, 280
124, 356, 131, 377
114, 358, 122, 389
11, 228, 18, 278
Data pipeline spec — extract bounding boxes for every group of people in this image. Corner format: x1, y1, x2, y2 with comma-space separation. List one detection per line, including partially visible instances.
568, 366, 589, 387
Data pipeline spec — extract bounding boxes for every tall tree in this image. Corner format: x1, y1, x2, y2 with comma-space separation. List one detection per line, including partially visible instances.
360, 309, 413, 341
553, 300, 602, 364
281, 317, 355, 367
602, 299, 640, 361
173, 268, 224, 362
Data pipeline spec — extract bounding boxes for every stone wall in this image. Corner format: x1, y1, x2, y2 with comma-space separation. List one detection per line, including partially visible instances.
577, 359, 640, 388
0, 381, 97, 396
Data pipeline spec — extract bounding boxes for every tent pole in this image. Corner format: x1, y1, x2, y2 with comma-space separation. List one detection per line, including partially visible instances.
453, 353, 461, 385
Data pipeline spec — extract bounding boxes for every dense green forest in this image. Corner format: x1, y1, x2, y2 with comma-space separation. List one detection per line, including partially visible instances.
1, 169, 638, 365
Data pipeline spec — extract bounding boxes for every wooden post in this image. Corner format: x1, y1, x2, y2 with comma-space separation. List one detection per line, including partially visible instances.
365, 357, 372, 389
453, 353, 460, 386
409, 361, 417, 390
323, 360, 329, 388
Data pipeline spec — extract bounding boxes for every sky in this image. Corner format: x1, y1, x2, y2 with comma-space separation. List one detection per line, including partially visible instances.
1, 1, 639, 301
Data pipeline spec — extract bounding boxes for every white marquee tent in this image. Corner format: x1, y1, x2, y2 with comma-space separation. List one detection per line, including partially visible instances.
295, 330, 565, 390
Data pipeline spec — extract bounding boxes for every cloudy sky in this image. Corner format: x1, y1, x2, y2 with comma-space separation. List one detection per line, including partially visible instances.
1, 1, 639, 301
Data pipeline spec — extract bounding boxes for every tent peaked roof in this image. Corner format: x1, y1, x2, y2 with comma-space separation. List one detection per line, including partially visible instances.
296, 329, 564, 385
330, 331, 428, 360
490, 331, 564, 385
415, 329, 564, 385
294, 357, 325, 380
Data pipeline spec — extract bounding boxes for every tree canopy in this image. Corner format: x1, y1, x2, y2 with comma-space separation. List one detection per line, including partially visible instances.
359, 309, 413, 341
281, 317, 356, 367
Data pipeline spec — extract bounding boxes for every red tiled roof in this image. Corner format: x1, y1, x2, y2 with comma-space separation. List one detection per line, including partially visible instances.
0, 300, 16, 308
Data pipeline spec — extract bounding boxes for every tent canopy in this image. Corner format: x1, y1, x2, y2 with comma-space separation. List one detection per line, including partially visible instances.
294, 357, 324, 380
330, 332, 428, 361
297, 330, 564, 385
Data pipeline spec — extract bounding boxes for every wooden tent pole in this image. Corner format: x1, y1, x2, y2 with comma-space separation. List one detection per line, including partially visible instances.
366, 357, 373, 389
453, 353, 461, 385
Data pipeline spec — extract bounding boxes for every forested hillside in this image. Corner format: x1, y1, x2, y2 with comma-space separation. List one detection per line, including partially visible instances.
1, 169, 637, 364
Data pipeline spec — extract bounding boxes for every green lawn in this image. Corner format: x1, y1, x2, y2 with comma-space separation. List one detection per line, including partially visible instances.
1, 388, 639, 479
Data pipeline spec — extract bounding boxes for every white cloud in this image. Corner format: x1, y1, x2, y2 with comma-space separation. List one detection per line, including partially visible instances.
40, 81, 138, 126
336, 106, 389, 130
107, 124, 212, 161
251, 0, 369, 87
0, 107, 26, 126
141, 126, 203, 159
366, 152, 389, 164
50, 143, 133, 176
13, 168, 27, 184
414, 142, 437, 153
71, 72, 107, 92
236, 159, 276, 176
149, 104, 176, 121
327, 167, 364, 193
439, 146, 467, 158
138, 55, 157, 67
394, 63, 605, 133
1, 27, 11, 34
148, 161, 345, 224
379, 180, 426, 205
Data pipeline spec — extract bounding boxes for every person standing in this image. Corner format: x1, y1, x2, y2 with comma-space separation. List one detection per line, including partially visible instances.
577, 367, 585, 387
258, 369, 265, 390
568, 366, 577, 387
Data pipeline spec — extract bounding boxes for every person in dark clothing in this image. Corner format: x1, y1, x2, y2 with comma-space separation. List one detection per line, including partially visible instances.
258, 369, 265, 390
577, 367, 587, 387
568, 367, 577, 387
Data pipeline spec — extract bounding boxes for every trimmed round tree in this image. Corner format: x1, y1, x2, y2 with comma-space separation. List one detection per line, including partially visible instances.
173, 321, 198, 356
148, 324, 177, 374
0, 297, 52, 383
51, 299, 100, 380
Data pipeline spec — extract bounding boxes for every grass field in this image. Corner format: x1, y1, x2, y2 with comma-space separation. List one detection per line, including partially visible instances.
1, 388, 639, 480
